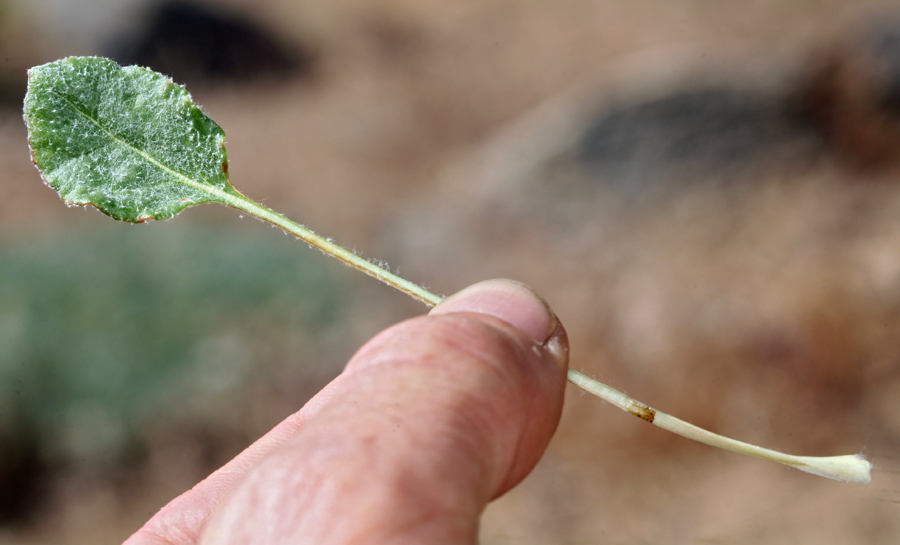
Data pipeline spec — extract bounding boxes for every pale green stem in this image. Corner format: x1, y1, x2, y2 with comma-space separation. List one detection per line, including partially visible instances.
224, 191, 442, 307
226, 191, 872, 485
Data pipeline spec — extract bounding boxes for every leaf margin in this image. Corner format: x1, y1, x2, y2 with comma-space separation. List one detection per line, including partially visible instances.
23, 56, 238, 223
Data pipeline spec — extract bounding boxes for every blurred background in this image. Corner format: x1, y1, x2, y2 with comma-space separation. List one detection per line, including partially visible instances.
3, 0, 900, 543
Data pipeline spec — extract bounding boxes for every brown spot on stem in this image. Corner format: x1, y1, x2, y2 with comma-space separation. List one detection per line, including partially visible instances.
629, 403, 656, 423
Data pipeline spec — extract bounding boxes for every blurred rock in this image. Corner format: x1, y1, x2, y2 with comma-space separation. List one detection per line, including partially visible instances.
0, 5, 30, 110
107, 0, 315, 86
0, 430, 47, 525
576, 88, 825, 192
801, 15, 900, 168
0, 69, 26, 109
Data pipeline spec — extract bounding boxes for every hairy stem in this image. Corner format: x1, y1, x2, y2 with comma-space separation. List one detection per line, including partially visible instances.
227, 191, 442, 307
230, 192, 872, 485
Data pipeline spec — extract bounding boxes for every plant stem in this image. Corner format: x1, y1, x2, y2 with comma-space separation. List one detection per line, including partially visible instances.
227, 190, 872, 484
227, 191, 442, 307
567, 369, 871, 483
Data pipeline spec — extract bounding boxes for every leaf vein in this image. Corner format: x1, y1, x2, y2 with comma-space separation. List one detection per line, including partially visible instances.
54, 91, 230, 202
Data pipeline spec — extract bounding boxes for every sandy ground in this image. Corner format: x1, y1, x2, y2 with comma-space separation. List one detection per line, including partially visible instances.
3, 0, 900, 543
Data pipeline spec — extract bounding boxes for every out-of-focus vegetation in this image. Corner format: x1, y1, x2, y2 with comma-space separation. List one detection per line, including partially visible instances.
0, 221, 345, 523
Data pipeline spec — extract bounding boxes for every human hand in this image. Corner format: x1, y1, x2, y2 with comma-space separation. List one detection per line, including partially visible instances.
125, 279, 569, 545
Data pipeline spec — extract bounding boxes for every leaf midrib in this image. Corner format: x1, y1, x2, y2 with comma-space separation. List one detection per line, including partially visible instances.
54, 91, 233, 204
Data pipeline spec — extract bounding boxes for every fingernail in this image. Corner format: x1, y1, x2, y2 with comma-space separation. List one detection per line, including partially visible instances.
430, 279, 557, 344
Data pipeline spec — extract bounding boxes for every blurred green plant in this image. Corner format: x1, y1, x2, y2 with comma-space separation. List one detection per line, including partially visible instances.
0, 222, 344, 500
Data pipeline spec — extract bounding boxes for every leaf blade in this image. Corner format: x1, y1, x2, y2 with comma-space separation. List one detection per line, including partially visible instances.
24, 56, 237, 222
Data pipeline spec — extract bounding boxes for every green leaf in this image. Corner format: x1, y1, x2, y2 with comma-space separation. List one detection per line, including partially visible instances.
23, 57, 443, 307
23, 56, 239, 222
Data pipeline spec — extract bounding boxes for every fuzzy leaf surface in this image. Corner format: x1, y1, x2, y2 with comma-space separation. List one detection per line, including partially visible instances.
24, 56, 238, 222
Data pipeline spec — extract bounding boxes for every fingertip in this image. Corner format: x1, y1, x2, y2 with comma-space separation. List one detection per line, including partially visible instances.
431, 279, 558, 345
